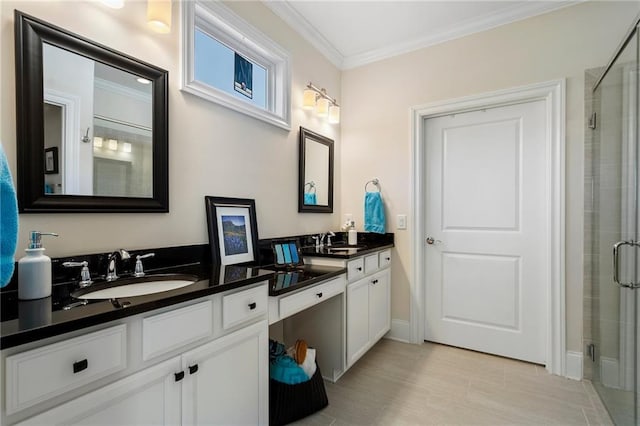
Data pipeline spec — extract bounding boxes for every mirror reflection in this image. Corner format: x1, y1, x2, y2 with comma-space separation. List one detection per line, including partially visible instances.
303, 141, 329, 206
298, 127, 334, 213
43, 43, 153, 197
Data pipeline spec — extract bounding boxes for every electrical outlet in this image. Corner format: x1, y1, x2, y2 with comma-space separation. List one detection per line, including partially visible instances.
397, 214, 407, 230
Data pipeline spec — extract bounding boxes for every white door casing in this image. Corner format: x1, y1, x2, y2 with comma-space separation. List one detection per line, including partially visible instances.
424, 101, 546, 364
410, 80, 566, 375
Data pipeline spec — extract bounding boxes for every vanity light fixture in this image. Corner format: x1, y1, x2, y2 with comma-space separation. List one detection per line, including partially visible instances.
123, 142, 132, 153
328, 104, 340, 124
147, 0, 172, 34
93, 137, 103, 148
108, 139, 118, 151
316, 97, 329, 117
303, 82, 340, 124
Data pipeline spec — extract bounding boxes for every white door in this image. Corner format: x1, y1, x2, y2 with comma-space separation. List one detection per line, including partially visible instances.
424, 100, 547, 364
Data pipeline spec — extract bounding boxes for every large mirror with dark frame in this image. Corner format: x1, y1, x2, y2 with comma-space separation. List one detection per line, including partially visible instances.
15, 11, 169, 213
298, 127, 334, 213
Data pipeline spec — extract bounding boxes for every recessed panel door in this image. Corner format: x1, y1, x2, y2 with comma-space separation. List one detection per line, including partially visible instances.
425, 100, 547, 364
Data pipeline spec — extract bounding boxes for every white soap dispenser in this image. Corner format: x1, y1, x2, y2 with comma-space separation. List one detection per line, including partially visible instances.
18, 231, 58, 300
348, 220, 358, 246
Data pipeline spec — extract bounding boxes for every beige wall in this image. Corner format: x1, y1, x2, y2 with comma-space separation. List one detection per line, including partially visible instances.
4, 0, 639, 356
340, 1, 640, 352
1, 1, 341, 256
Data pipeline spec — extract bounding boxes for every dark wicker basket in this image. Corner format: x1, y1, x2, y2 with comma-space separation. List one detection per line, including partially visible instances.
269, 362, 328, 425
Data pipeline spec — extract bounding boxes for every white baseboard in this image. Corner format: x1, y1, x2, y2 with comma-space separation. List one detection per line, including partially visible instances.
565, 351, 583, 380
384, 319, 411, 343
600, 357, 620, 389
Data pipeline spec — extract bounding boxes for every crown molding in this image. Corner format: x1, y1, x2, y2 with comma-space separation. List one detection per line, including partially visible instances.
263, 1, 344, 69
265, 0, 581, 70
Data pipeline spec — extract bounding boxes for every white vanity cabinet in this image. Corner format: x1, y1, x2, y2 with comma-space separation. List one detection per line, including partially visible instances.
15, 356, 183, 425
346, 268, 390, 366
4, 282, 269, 426
305, 247, 392, 369
181, 320, 267, 426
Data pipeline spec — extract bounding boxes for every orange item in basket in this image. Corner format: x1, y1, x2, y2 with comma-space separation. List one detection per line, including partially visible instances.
294, 339, 307, 365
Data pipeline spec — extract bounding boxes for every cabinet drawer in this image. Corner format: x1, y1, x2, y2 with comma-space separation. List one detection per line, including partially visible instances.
364, 254, 379, 274
223, 284, 268, 329
6, 324, 127, 415
347, 258, 365, 281
379, 250, 392, 269
280, 276, 345, 319
143, 300, 212, 361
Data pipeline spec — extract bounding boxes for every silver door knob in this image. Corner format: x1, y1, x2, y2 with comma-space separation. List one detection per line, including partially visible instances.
426, 237, 442, 245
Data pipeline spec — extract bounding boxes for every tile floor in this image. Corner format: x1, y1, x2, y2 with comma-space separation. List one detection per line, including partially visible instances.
295, 339, 614, 425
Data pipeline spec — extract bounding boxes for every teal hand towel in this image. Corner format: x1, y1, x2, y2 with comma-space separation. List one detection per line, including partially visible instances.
0, 144, 18, 287
364, 191, 386, 234
304, 193, 317, 205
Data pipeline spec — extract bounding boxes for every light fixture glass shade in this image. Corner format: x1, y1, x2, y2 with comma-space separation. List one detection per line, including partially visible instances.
108, 139, 118, 151
302, 88, 316, 110
316, 97, 329, 117
101, 0, 124, 9
93, 137, 103, 148
147, 0, 172, 34
328, 104, 340, 124
123, 142, 132, 153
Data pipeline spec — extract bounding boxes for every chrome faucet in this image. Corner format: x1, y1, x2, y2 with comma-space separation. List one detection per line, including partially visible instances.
326, 231, 336, 247
106, 249, 131, 281
63, 261, 93, 288
312, 234, 326, 249
134, 253, 155, 277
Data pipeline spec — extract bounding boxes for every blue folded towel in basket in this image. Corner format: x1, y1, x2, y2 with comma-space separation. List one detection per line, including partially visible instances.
0, 143, 18, 287
364, 191, 386, 234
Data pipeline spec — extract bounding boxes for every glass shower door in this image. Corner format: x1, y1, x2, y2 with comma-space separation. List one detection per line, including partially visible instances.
591, 21, 639, 426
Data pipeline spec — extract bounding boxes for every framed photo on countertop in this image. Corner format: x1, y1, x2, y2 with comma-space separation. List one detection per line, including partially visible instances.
205, 196, 259, 265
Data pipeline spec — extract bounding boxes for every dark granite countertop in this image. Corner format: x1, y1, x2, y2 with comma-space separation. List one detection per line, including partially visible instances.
300, 242, 394, 259
0, 263, 273, 349
266, 264, 346, 296
1, 234, 393, 350
0, 262, 349, 349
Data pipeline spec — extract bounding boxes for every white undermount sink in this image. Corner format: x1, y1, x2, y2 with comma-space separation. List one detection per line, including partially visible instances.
72, 274, 199, 300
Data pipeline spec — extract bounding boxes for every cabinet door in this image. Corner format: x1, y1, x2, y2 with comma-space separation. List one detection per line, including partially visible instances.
369, 269, 391, 343
346, 277, 370, 367
182, 320, 268, 426
16, 357, 182, 426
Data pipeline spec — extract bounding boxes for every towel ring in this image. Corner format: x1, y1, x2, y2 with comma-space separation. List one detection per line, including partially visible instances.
304, 181, 316, 193
365, 178, 380, 192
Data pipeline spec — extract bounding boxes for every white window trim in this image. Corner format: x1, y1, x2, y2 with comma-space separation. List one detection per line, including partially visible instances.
182, 0, 291, 130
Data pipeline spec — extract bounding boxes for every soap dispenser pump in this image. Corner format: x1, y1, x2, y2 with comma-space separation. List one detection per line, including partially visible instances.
348, 220, 358, 246
18, 231, 58, 300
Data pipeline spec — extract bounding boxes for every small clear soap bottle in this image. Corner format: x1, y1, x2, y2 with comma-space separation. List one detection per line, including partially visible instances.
18, 231, 58, 300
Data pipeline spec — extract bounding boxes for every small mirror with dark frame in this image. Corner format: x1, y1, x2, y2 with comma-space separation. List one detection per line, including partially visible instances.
298, 127, 334, 213
15, 11, 169, 213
